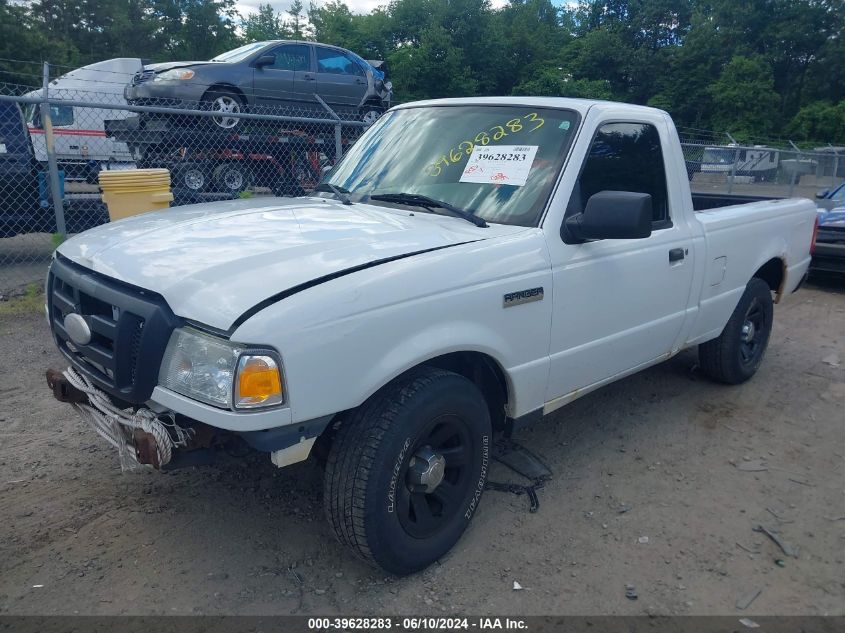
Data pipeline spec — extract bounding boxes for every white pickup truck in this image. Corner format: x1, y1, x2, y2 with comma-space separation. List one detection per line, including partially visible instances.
46, 97, 817, 575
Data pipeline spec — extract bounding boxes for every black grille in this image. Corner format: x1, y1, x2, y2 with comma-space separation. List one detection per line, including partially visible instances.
48, 256, 179, 405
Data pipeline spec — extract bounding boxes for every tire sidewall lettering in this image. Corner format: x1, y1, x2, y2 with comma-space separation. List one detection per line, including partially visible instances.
464, 434, 489, 520
386, 437, 412, 514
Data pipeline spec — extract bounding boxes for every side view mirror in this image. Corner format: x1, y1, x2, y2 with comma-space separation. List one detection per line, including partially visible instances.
564, 191, 653, 241
816, 189, 828, 199
254, 54, 275, 68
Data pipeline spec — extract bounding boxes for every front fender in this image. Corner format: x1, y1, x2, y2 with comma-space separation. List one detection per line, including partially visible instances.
232, 231, 553, 425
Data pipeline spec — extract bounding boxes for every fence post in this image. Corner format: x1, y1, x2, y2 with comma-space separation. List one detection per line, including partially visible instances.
40, 62, 66, 236
829, 144, 840, 188
312, 93, 344, 164
335, 123, 343, 163
727, 148, 740, 194
787, 140, 802, 198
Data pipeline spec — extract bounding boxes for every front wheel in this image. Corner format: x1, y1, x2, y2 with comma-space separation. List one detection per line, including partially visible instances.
699, 278, 774, 384
324, 367, 491, 575
202, 90, 244, 130
172, 162, 208, 193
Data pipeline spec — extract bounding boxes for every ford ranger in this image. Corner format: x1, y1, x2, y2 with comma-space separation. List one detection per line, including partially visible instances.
45, 97, 817, 575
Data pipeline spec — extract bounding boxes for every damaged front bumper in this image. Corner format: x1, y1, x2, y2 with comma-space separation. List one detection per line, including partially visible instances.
46, 367, 331, 472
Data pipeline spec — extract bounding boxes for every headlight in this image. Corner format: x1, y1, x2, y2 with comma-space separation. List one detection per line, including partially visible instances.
154, 69, 195, 81
158, 328, 284, 410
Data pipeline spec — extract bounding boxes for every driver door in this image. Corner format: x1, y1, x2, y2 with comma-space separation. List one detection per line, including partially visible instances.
253, 44, 311, 109
544, 119, 695, 410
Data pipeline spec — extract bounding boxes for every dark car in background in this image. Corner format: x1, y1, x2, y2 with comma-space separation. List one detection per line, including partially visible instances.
0, 101, 42, 237
812, 207, 845, 275
125, 40, 392, 129
815, 180, 845, 211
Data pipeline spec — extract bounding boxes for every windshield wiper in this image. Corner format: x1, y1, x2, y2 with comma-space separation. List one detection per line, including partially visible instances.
314, 182, 352, 205
369, 192, 488, 228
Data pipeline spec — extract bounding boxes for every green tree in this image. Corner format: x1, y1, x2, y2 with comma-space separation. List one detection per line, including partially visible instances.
787, 101, 845, 143
512, 69, 612, 100
177, 0, 240, 60
708, 55, 780, 139
388, 25, 477, 100
244, 3, 290, 41
0, 0, 71, 86
288, 0, 307, 39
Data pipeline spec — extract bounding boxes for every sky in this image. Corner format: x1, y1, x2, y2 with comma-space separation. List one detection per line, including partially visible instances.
235, 0, 512, 19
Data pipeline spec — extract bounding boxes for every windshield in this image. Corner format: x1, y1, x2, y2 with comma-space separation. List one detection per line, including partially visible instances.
323, 105, 580, 227
211, 41, 272, 63
702, 148, 735, 164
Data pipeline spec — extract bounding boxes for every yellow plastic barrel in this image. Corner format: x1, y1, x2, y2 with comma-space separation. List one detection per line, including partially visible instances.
99, 168, 174, 221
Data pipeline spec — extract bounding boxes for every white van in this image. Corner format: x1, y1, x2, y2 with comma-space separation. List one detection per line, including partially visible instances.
24, 58, 141, 182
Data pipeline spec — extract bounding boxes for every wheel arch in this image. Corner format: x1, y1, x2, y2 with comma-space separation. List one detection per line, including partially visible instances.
313, 350, 512, 463
752, 256, 786, 302
419, 351, 510, 431
202, 84, 248, 105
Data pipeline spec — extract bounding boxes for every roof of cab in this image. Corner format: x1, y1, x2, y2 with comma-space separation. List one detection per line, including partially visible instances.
393, 96, 667, 118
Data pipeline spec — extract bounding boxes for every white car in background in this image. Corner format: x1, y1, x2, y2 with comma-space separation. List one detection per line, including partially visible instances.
25, 58, 140, 182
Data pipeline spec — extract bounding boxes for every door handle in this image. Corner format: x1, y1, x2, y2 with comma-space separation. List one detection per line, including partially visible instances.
669, 248, 686, 263
303, 74, 315, 81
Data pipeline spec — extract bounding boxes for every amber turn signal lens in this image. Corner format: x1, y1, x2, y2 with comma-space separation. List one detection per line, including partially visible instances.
235, 355, 283, 408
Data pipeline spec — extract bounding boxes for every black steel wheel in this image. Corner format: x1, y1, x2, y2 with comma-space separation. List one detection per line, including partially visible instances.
324, 367, 491, 575
396, 413, 475, 539
699, 277, 774, 384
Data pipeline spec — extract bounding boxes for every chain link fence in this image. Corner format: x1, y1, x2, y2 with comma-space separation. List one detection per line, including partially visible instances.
679, 127, 843, 201
2, 61, 844, 296
1, 62, 370, 296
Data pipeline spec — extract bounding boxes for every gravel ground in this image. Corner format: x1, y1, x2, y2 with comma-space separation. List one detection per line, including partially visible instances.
0, 278, 843, 616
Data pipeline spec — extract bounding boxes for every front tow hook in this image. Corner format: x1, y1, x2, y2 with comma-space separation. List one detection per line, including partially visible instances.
46, 368, 89, 404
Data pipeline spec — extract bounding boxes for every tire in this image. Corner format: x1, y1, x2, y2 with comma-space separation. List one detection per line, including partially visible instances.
202, 90, 244, 130
324, 367, 492, 575
172, 162, 208, 193
212, 163, 250, 195
699, 278, 774, 384
360, 106, 384, 127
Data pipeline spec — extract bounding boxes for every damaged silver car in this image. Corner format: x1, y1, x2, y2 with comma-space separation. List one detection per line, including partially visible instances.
125, 41, 392, 128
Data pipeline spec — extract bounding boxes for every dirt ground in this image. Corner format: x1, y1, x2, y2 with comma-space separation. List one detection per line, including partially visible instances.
0, 278, 843, 616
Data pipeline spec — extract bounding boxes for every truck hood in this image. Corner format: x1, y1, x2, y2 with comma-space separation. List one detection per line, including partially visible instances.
56, 197, 521, 331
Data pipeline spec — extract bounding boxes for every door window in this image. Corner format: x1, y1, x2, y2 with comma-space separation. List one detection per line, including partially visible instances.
568, 122, 670, 227
30, 105, 73, 128
267, 44, 310, 71
316, 48, 364, 76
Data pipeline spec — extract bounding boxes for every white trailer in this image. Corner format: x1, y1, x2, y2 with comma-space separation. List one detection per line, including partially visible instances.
701, 144, 779, 181
24, 58, 141, 181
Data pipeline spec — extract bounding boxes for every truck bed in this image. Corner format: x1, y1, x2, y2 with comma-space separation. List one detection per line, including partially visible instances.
692, 192, 779, 211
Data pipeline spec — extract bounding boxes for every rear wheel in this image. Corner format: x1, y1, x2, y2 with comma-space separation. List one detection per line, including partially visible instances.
699, 278, 774, 384
212, 163, 250, 195
324, 367, 491, 575
360, 105, 384, 126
